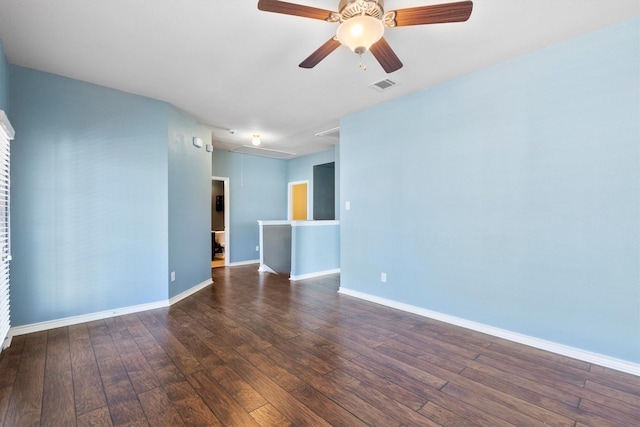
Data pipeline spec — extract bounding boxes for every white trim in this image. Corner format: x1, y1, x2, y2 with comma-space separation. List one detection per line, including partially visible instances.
212, 176, 230, 267
257, 220, 340, 227
2, 334, 12, 351
229, 259, 260, 267
9, 300, 170, 336
258, 220, 340, 227
258, 264, 277, 274
338, 287, 640, 376
258, 220, 292, 226
258, 221, 265, 267
288, 180, 310, 220
8, 277, 213, 338
169, 278, 213, 305
291, 220, 339, 227
290, 268, 340, 281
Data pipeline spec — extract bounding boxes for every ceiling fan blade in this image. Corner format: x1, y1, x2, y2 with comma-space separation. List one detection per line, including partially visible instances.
369, 38, 403, 73
258, 0, 334, 21
299, 38, 341, 69
391, 1, 473, 26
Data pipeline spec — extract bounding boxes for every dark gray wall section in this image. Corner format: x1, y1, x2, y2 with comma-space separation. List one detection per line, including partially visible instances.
263, 224, 291, 275
313, 162, 335, 220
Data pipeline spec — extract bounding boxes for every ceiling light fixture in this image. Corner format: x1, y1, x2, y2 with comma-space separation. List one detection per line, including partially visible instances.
251, 134, 261, 146
336, 14, 384, 56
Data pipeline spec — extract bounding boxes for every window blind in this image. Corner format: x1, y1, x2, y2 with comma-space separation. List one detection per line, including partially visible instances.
0, 110, 14, 352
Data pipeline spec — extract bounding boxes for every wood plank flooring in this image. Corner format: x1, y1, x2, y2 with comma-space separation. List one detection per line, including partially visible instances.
1, 265, 639, 426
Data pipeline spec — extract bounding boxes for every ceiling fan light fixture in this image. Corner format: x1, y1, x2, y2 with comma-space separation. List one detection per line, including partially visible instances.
336, 15, 384, 54
251, 134, 261, 146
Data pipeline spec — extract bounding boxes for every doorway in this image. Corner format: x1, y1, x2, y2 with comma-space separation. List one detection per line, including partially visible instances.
313, 162, 335, 220
288, 180, 309, 220
211, 176, 230, 268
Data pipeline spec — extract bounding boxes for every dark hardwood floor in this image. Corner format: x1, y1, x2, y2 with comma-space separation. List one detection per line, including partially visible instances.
1, 265, 639, 426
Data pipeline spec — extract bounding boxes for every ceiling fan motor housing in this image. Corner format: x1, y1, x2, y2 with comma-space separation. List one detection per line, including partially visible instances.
338, 0, 385, 20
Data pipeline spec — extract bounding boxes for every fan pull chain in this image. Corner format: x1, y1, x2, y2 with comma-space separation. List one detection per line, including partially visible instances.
358, 53, 367, 71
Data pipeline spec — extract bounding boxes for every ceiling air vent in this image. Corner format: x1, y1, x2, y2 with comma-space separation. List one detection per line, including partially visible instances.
369, 78, 398, 92
315, 127, 340, 140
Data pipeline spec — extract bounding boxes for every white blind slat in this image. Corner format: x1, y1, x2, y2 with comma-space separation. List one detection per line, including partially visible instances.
0, 110, 13, 351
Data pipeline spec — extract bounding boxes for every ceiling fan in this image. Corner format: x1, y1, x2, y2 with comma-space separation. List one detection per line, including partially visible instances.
257, 0, 473, 73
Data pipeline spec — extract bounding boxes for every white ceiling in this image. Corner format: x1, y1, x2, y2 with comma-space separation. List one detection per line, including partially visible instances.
0, 0, 638, 158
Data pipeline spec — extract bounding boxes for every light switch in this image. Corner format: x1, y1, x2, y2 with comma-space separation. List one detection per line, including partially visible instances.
345, 201, 351, 211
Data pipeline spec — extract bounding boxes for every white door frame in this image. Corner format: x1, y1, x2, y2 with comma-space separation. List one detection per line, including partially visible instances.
212, 176, 230, 266
288, 180, 310, 220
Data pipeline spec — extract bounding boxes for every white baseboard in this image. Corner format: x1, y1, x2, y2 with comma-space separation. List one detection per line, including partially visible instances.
9, 278, 213, 338
338, 287, 640, 377
169, 278, 213, 305
258, 264, 277, 274
229, 259, 259, 267
1, 334, 12, 351
9, 300, 170, 336
290, 268, 340, 281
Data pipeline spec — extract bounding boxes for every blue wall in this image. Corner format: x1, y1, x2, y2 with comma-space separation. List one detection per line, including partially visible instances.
212, 150, 287, 263
0, 40, 8, 111
340, 18, 639, 362
211, 147, 340, 263
291, 223, 340, 278
9, 66, 170, 325
168, 108, 212, 298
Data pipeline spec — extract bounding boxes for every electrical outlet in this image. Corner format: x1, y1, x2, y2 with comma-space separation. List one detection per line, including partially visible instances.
381, 272, 387, 283
170, 271, 176, 282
